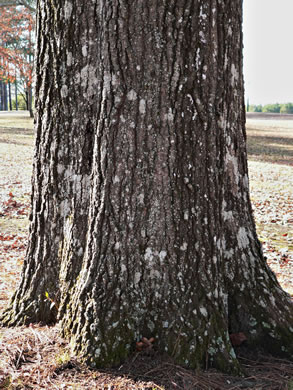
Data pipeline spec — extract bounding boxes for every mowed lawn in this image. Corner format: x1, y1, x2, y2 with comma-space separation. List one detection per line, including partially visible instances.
0, 112, 292, 310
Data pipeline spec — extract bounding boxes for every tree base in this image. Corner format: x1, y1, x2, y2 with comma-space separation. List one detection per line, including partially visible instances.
0, 294, 57, 327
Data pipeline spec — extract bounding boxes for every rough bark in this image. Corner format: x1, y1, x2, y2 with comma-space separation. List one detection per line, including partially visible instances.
1, 0, 98, 324
1, 0, 293, 373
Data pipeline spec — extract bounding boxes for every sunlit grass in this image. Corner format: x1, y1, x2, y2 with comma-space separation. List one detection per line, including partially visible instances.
0, 111, 33, 129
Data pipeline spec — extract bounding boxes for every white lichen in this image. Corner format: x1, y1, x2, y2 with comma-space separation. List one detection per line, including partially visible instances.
64, 0, 73, 20
113, 175, 120, 184
61, 85, 68, 98
94, 348, 101, 357
199, 307, 208, 317
134, 272, 141, 285
237, 227, 250, 249
66, 52, 73, 67
180, 242, 188, 251
231, 63, 239, 86
159, 250, 167, 261
80, 65, 98, 96
57, 164, 65, 174
82, 45, 87, 57
127, 89, 137, 101
139, 99, 146, 114
199, 31, 206, 43
164, 108, 174, 122
137, 193, 144, 204
144, 247, 154, 261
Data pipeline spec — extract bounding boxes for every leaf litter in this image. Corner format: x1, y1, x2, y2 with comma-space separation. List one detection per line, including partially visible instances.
0, 115, 292, 389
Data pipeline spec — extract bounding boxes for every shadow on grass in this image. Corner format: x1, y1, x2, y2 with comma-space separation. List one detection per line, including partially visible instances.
247, 135, 293, 165
0, 114, 34, 130
0, 128, 34, 136
0, 127, 35, 147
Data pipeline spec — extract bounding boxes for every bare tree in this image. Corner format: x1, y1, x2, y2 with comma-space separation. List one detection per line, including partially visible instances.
1, 0, 292, 373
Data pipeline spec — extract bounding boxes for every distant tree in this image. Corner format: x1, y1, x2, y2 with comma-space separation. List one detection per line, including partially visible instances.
280, 103, 293, 114
247, 104, 262, 113
0, 5, 35, 116
12, 94, 26, 110
263, 103, 281, 113
253, 104, 263, 112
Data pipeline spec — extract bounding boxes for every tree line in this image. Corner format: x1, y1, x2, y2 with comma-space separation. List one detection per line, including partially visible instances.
0, 3, 35, 116
247, 102, 293, 114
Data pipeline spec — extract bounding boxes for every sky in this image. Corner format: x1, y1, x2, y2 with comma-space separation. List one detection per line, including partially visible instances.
243, 0, 293, 105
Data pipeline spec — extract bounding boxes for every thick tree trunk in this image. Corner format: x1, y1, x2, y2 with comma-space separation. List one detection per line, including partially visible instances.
1, 1, 98, 324
1, 0, 292, 373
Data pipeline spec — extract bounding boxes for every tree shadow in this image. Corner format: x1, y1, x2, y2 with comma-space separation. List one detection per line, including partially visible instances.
247, 135, 293, 166
93, 350, 293, 390
0, 127, 34, 147
0, 127, 34, 136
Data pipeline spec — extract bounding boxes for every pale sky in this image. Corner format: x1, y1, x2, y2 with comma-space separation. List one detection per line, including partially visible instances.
243, 0, 293, 105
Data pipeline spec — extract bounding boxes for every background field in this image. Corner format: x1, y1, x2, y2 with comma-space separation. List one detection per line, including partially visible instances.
0, 112, 292, 389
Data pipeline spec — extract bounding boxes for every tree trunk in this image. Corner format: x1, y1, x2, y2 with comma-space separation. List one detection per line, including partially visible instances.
1, 0, 98, 324
2, 0, 292, 373
15, 78, 18, 110
8, 81, 12, 111
0, 81, 4, 110
27, 85, 33, 118
3, 81, 8, 110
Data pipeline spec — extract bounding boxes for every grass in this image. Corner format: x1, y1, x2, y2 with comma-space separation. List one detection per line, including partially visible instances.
0, 111, 34, 130
246, 115, 293, 296
55, 350, 71, 366
0, 122, 33, 237
246, 116, 293, 165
